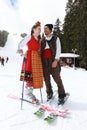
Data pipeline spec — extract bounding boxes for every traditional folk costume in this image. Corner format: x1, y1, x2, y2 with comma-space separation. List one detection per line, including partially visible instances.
41, 24, 66, 102
18, 34, 43, 102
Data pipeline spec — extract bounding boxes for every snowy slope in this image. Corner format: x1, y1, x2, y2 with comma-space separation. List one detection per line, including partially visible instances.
0, 35, 87, 130
0, 34, 22, 59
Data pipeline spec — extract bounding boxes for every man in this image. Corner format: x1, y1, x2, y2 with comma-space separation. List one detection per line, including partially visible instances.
6, 57, 9, 63
41, 24, 67, 104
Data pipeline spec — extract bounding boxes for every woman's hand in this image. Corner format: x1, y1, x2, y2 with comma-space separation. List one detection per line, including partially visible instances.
23, 51, 27, 58
52, 60, 58, 68
17, 49, 23, 54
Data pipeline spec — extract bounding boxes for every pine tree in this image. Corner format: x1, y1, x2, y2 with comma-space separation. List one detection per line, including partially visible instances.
53, 18, 65, 52
53, 18, 61, 37
62, 0, 87, 69
62, 0, 75, 52
65, 0, 73, 13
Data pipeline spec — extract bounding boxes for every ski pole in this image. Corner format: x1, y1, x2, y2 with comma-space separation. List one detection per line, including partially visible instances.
40, 88, 43, 103
21, 57, 26, 109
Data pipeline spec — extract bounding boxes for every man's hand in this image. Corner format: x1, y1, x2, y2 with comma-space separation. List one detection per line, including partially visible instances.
52, 60, 58, 68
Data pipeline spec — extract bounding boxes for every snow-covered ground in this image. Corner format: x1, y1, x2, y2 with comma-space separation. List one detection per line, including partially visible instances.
0, 34, 87, 130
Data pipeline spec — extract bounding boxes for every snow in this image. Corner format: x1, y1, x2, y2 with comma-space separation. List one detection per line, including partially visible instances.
0, 34, 22, 59
60, 53, 80, 58
0, 34, 87, 130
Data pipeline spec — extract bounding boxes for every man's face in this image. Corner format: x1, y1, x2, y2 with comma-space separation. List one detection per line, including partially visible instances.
44, 26, 51, 36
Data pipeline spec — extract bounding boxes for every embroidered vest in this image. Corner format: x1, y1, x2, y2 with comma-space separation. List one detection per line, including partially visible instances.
41, 35, 57, 59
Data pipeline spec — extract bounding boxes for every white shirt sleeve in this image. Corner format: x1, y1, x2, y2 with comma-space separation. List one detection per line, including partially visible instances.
18, 35, 31, 49
55, 37, 61, 60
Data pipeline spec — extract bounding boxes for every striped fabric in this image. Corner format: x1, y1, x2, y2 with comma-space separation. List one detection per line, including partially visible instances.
20, 70, 33, 86
32, 50, 43, 89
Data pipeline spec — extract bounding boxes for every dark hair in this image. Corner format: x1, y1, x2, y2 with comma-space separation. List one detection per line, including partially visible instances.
45, 24, 53, 31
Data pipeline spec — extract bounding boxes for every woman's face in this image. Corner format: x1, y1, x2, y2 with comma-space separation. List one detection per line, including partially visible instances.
33, 26, 41, 36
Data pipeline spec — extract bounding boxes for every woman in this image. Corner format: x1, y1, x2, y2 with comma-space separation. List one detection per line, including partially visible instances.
17, 21, 43, 103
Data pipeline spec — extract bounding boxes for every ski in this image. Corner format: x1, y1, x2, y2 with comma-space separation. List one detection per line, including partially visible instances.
44, 108, 68, 123
34, 90, 58, 116
44, 111, 67, 123
34, 108, 45, 117
34, 92, 69, 117
7, 90, 57, 108
44, 93, 70, 122
34, 104, 68, 117
7, 93, 40, 106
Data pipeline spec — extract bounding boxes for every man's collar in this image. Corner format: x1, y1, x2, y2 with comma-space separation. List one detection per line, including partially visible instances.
45, 34, 53, 41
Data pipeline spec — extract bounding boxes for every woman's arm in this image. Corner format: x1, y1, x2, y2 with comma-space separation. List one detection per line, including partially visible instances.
18, 34, 31, 50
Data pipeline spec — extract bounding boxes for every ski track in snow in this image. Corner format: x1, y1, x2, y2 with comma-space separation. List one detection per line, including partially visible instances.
0, 34, 87, 130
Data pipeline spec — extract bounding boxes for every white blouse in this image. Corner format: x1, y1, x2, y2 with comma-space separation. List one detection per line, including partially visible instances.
18, 34, 31, 50
18, 34, 39, 50
18, 34, 61, 60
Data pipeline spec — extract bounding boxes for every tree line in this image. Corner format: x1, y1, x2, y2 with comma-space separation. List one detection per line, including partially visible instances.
53, 0, 87, 69
0, 0, 87, 69
0, 30, 9, 47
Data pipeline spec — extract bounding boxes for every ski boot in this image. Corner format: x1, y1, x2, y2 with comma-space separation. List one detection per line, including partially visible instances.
24, 87, 40, 105
47, 92, 53, 101
58, 93, 70, 105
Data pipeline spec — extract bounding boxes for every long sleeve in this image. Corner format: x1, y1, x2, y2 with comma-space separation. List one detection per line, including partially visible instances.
55, 37, 61, 60
18, 35, 31, 50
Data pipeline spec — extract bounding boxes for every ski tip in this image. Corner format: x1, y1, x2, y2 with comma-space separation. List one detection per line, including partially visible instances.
34, 112, 43, 117
44, 117, 55, 123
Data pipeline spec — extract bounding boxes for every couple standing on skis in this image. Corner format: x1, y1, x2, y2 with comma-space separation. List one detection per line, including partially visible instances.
17, 21, 67, 104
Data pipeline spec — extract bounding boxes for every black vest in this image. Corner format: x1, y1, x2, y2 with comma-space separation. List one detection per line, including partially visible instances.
40, 35, 57, 59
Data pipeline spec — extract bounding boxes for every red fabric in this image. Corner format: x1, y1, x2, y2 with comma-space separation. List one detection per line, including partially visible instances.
43, 49, 52, 58
21, 35, 43, 89
26, 81, 33, 87
21, 35, 40, 73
